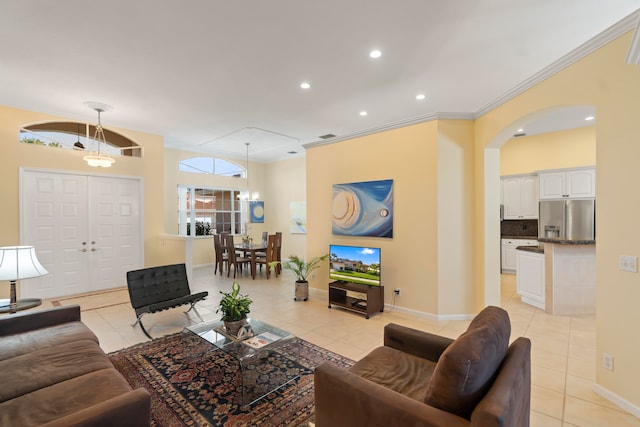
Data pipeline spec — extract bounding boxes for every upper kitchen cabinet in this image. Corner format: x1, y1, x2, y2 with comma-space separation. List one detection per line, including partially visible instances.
538, 167, 595, 199
502, 174, 538, 219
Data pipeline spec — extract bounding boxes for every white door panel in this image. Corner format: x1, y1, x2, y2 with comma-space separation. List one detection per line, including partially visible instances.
21, 170, 142, 299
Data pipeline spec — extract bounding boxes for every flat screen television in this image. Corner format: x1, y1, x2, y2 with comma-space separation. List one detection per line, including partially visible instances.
329, 244, 381, 287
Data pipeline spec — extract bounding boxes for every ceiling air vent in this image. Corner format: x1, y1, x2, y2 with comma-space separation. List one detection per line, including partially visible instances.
287, 151, 298, 154
319, 133, 336, 139
513, 132, 526, 137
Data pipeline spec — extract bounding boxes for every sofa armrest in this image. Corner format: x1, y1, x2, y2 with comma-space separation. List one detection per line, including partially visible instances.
384, 323, 454, 362
0, 305, 81, 337
40, 388, 151, 427
315, 362, 468, 427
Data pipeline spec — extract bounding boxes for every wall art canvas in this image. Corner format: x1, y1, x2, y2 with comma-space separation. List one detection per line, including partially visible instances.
290, 201, 307, 234
332, 179, 393, 237
250, 201, 264, 223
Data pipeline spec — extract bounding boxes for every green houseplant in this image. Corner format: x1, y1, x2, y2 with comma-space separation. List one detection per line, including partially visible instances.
217, 282, 252, 336
271, 254, 329, 301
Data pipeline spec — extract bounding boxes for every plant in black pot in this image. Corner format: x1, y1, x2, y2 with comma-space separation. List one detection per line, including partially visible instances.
217, 281, 252, 337
271, 254, 329, 301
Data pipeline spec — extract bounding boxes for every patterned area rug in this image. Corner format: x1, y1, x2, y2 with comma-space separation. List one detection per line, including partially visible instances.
109, 331, 354, 426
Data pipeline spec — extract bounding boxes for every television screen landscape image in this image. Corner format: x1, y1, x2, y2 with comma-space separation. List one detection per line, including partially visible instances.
329, 244, 381, 286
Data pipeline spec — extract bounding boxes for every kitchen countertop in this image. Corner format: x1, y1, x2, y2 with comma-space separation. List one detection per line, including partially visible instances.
537, 238, 596, 245
501, 235, 538, 240
516, 245, 544, 254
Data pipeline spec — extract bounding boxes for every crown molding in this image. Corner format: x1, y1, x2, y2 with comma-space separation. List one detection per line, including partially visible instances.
304, 112, 474, 149
475, 10, 640, 118
626, 12, 640, 64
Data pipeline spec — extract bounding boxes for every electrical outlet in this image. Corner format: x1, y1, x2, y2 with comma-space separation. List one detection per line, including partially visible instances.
394, 288, 400, 296
603, 353, 614, 371
619, 255, 638, 272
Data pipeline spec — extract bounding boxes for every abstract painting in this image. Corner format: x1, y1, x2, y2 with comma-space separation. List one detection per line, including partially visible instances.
290, 201, 306, 234
332, 179, 393, 237
250, 200, 264, 223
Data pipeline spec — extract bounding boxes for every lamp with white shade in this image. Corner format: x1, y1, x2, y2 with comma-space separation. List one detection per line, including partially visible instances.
0, 246, 48, 313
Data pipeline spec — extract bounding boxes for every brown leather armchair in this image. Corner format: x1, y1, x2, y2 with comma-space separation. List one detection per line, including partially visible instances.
314, 306, 531, 427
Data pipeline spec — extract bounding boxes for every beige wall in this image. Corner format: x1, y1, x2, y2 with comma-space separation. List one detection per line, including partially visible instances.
0, 105, 182, 298
307, 120, 477, 316
500, 126, 596, 175
264, 156, 307, 260
476, 32, 640, 409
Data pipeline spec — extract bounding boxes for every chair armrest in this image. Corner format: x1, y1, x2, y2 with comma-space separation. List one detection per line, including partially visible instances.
0, 305, 81, 337
384, 323, 454, 362
41, 388, 150, 427
471, 337, 532, 427
315, 362, 469, 427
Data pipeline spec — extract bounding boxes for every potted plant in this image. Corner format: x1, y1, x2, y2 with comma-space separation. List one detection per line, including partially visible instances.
271, 254, 329, 301
217, 281, 252, 336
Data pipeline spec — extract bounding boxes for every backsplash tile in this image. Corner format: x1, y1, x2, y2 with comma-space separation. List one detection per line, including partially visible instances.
501, 219, 538, 237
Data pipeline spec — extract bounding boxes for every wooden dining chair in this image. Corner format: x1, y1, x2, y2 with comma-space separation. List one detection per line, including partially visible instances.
275, 232, 283, 275
213, 234, 228, 275
224, 233, 250, 278
255, 234, 279, 279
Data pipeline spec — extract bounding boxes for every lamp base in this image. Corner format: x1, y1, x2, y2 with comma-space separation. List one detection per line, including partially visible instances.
0, 298, 42, 314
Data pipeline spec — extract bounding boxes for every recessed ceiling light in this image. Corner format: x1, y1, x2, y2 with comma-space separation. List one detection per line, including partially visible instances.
360, 111, 368, 116
369, 49, 382, 59
300, 82, 311, 89
585, 116, 595, 121
416, 94, 426, 100
517, 128, 524, 133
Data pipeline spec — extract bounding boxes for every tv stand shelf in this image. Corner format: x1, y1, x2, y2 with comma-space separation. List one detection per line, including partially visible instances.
328, 281, 384, 319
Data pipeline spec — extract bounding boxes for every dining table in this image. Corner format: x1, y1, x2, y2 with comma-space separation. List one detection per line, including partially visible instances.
235, 242, 267, 279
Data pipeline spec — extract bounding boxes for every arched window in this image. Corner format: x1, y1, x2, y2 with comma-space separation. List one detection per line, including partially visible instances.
20, 121, 141, 157
179, 157, 245, 177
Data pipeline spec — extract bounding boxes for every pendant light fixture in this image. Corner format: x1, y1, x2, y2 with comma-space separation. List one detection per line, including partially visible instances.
245, 142, 259, 201
73, 123, 85, 150
83, 105, 115, 167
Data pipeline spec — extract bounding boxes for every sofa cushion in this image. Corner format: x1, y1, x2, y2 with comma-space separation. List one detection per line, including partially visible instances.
0, 321, 98, 361
0, 339, 114, 402
424, 306, 511, 419
350, 345, 437, 401
0, 368, 133, 427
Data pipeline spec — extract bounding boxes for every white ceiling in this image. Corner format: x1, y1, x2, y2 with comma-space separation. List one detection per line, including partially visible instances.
1, 1, 639, 163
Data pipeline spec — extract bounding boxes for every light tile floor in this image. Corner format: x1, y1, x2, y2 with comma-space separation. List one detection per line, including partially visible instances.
36, 267, 640, 426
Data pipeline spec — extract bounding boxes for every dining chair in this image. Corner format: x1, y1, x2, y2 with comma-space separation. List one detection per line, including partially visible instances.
224, 233, 250, 278
256, 231, 269, 270
275, 232, 283, 274
255, 234, 279, 279
213, 234, 228, 275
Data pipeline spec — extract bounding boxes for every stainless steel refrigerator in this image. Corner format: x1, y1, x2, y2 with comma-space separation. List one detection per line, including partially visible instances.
538, 199, 595, 240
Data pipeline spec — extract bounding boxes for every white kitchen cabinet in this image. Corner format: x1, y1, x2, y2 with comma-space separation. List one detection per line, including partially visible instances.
502, 175, 538, 219
516, 250, 545, 310
538, 168, 595, 199
501, 238, 538, 273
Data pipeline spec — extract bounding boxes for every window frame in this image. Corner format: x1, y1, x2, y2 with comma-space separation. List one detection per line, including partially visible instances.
177, 185, 246, 236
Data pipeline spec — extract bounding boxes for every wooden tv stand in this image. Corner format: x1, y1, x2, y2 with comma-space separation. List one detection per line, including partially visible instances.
328, 281, 384, 319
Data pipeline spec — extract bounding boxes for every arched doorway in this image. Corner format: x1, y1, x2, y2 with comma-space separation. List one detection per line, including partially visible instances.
483, 105, 597, 306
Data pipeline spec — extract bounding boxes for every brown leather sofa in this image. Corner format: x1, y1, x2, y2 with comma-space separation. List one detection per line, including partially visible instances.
0, 305, 150, 426
315, 306, 531, 427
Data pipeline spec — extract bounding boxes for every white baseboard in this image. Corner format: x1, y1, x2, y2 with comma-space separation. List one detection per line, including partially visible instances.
593, 384, 640, 419
384, 304, 475, 321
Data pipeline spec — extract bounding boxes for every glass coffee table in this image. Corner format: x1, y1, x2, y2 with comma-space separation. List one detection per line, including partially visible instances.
185, 317, 300, 408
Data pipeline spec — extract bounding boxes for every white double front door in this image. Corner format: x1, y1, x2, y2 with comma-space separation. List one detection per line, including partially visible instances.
21, 169, 143, 299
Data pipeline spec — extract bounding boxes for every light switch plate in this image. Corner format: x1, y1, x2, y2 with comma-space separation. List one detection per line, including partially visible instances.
619, 255, 638, 272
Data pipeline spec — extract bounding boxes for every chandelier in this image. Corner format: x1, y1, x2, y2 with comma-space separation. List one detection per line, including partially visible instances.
83, 106, 115, 167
